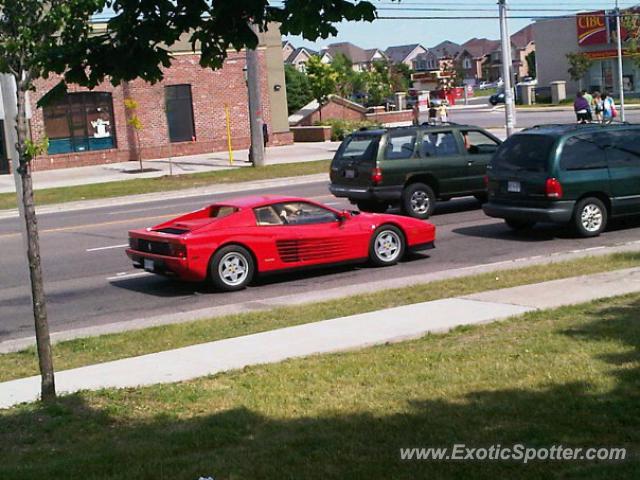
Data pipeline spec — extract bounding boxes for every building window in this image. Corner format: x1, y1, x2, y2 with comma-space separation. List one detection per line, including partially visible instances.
165, 85, 196, 143
463, 58, 472, 69
43, 92, 116, 155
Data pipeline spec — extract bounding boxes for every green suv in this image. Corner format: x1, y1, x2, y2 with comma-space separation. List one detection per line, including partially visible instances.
483, 123, 640, 237
329, 124, 502, 219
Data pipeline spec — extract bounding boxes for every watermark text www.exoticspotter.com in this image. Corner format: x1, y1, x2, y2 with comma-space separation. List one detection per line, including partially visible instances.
400, 444, 627, 464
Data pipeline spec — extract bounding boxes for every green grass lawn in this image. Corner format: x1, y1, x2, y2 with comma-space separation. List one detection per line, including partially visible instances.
0, 160, 330, 210
2, 252, 640, 383
1, 292, 638, 479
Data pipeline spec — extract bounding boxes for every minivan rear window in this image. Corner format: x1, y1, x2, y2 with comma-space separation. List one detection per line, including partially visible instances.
334, 135, 380, 164
491, 134, 555, 173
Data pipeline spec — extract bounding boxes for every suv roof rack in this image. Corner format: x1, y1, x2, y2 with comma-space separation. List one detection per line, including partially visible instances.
522, 122, 633, 133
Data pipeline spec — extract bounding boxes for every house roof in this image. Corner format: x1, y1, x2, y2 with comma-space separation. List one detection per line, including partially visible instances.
430, 40, 462, 59
384, 44, 425, 64
365, 48, 387, 62
325, 42, 372, 64
285, 47, 318, 64
511, 24, 535, 49
461, 38, 501, 58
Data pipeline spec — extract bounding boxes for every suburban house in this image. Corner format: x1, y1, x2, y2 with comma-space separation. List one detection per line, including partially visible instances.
2, 24, 292, 173
430, 40, 463, 69
510, 24, 536, 81
323, 42, 387, 71
412, 50, 440, 72
284, 46, 318, 72
460, 37, 501, 83
384, 44, 428, 68
282, 40, 295, 61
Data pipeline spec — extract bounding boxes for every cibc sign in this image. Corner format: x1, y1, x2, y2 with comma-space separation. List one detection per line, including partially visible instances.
577, 11, 608, 46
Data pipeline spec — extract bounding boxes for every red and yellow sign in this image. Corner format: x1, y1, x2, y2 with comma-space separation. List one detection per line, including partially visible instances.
577, 11, 608, 46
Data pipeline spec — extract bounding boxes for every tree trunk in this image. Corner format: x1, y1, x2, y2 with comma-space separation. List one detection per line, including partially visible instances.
15, 79, 56, 401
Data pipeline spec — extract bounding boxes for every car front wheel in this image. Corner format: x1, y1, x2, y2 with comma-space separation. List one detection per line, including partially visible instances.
210, 245, 255, 291
369, 225, 406, 266
402, 183, 436, 219
573, 197, 607, 237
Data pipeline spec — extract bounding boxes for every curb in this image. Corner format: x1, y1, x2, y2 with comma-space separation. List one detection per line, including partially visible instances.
2, 240, 639, 354
0, 173, 330, 220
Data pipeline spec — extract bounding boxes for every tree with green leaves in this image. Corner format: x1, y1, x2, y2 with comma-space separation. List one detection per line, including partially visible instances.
525, 51, 536, 79
0, 0, 383, 402
331, 52, 356, 99
566, 52, 592, 91
306, 55, 338, 121
366, 61, 393, 107
284, 64, 313, 114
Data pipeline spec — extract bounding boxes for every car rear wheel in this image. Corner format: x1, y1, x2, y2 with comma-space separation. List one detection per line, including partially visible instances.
573, 197, 607, 237
210, 245, 255, 291
369, 225, 405, 266
505, 219, 536, 231
402, 183, 436, 219
356, 200, 388, 213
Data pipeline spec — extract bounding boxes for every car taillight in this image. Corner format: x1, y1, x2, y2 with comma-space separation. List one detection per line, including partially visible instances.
483, 175, 489, 188
371, 167, 383, 185
169, 243, 187, 258
545, 178, 563, 199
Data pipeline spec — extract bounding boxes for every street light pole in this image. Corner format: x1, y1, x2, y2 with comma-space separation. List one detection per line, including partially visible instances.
499, 0, 516, 136
245, 23, 265, 167
615, 1, 626, 121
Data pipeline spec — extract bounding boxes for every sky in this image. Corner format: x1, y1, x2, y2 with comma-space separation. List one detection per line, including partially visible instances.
283, 0, 640, 51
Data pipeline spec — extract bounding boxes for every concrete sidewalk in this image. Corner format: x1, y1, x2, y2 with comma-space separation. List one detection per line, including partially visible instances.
1, 266, 639, 409
0, 141, 341, 194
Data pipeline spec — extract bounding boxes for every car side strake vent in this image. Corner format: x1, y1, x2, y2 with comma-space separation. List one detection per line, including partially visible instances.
276, 240, 301, 263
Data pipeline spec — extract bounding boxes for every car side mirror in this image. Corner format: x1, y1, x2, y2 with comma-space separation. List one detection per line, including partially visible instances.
338, 210, 351, 223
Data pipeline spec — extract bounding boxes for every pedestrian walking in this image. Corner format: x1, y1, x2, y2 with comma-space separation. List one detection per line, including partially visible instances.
438, 101, 448, 123
593, 91, 604, 123
582, 89, 594, 122
574, 91, 590, 124
602, 91, 617, 124
428, 101, 438, 125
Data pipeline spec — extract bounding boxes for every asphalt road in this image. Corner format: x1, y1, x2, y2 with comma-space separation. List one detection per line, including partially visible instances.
2, 179, 640, 343
452, 105, 640, 129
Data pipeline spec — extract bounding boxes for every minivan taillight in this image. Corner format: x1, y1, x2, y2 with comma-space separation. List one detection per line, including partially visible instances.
545, 178, 563, 199
371, 167, 383, 185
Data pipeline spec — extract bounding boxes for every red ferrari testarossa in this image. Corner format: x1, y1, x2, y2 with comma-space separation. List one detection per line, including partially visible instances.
127, 195, 435, 291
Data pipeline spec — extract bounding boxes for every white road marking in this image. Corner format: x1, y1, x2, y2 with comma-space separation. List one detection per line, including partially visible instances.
106, 271, 153, 281
87, 244, 129, 252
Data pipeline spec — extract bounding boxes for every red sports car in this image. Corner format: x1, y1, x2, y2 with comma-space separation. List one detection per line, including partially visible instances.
126, 195, 435, 291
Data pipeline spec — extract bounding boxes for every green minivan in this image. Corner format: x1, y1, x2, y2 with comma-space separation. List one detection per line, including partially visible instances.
329, 124, 502, 219
483, 123, 640, 237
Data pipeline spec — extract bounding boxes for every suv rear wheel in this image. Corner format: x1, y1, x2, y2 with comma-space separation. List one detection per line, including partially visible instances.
402, 183, 436, 219
573, 197, 607, 237
356, 200, 388, 213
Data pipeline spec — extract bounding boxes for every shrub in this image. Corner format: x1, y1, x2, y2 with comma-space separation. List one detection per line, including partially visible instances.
316, 119, 381, 141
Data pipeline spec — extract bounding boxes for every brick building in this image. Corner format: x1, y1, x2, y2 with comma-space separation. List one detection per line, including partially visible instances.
0, 24, 292, 173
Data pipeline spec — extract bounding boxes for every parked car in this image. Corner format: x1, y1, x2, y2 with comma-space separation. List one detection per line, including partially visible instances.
126, 195, 436, 291
483, 123, 640, 237
489, 90, 505, 105
329, 124, 502, 219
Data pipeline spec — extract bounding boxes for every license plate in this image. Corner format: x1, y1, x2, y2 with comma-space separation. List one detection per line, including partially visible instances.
344, 169, 356, 179
143, 259, 154, 271
507, 181, 521, 193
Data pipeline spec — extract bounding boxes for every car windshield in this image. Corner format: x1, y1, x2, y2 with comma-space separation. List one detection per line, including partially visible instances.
491, 134, 555, 173
334, 134, 380, 165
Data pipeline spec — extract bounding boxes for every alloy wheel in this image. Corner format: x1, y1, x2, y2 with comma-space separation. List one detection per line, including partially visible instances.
375, 230, 402, 263
218, 252, 249, 286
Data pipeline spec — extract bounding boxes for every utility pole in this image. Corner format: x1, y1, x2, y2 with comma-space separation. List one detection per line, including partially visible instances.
615, 1, 626, 121
498, 0, 516, 136
245, 23, 265, 167
0, 74, 56, 400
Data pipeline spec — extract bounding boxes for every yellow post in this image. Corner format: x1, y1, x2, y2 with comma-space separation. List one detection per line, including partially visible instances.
225, 104, 234, 165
